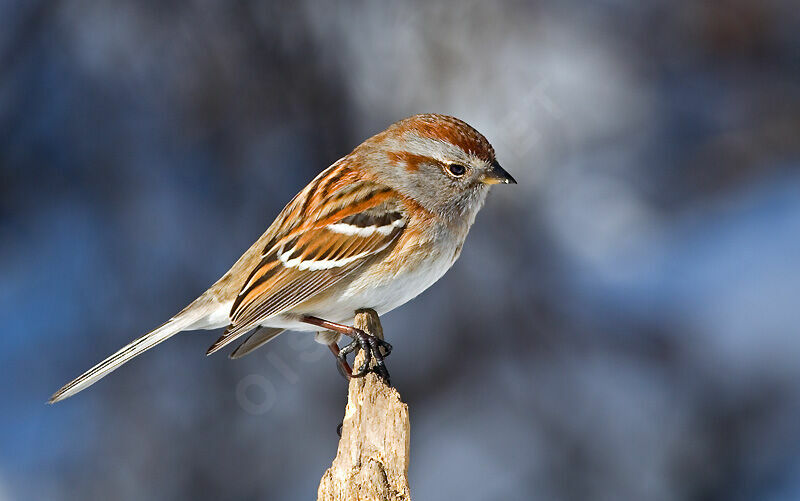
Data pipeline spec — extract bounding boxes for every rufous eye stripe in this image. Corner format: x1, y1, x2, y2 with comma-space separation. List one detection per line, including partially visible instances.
386, 151, 442, 172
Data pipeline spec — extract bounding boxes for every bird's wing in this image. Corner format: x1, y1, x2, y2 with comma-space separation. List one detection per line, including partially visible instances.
228, 327, 286, 359
206, 180, 407, 355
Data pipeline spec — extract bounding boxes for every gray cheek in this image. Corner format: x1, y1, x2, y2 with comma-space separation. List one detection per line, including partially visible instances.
410, 165, 452, 206
457, 184, 490, 218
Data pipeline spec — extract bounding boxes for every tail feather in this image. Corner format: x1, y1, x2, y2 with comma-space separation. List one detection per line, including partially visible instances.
228, 327, 285, 359
48, 313, 201, 404
206, 322, 253, 356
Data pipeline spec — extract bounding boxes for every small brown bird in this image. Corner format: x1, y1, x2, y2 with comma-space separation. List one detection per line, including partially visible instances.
49, 113, 516, 403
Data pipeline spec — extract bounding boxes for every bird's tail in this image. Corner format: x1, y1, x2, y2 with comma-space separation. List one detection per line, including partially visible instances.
48, 310, 205, 404
228, 327, 285, 359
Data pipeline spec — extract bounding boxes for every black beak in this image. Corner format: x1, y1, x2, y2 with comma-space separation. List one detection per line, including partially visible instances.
482, 160, 517, 185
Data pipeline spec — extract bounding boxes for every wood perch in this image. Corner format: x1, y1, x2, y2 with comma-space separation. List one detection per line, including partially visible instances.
318, 309, 411, 501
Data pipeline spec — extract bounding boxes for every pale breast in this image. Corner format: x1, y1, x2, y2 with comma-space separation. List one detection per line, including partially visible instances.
266, 216, 470, 331
342, 246, 457, 315
263, 250, 455, 331
322, 219, 464, 320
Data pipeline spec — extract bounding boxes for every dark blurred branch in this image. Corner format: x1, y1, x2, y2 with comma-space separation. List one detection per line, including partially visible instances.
317, 309, 411, 501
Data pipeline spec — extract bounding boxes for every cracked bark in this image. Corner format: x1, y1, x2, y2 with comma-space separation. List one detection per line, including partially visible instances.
317, 309, 411, 501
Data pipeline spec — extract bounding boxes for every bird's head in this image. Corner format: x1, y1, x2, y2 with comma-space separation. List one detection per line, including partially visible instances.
356, 114, 516, 220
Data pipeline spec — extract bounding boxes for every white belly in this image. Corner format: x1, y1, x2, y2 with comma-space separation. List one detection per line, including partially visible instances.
261, 242, 458, 332
341, 248, 456, 316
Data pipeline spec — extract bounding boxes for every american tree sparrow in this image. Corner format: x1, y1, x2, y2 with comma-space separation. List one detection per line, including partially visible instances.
50, 114, 516, 403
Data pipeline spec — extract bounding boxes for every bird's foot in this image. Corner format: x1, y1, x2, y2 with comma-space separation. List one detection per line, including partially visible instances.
338, 329, 392, 385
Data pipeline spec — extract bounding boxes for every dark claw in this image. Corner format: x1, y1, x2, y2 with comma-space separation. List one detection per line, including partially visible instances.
336, 328, 392, 384
351, 333, 372, 378
339, 339, 360, 358
337, 340, 359, 379
366, 336, 391, 385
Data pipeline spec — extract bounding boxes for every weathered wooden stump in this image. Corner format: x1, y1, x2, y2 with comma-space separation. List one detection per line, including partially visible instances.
317, 309, 411, 501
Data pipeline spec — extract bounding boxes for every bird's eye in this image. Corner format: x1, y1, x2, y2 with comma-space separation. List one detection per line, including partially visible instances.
447, 164, 467, 177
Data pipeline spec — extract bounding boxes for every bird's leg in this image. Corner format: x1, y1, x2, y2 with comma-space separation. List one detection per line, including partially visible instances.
301, 315, 392, 384
327, 342, 353, 379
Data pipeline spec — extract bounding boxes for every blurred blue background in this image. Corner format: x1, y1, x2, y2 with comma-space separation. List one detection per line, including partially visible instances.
2, 1, 800, 499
